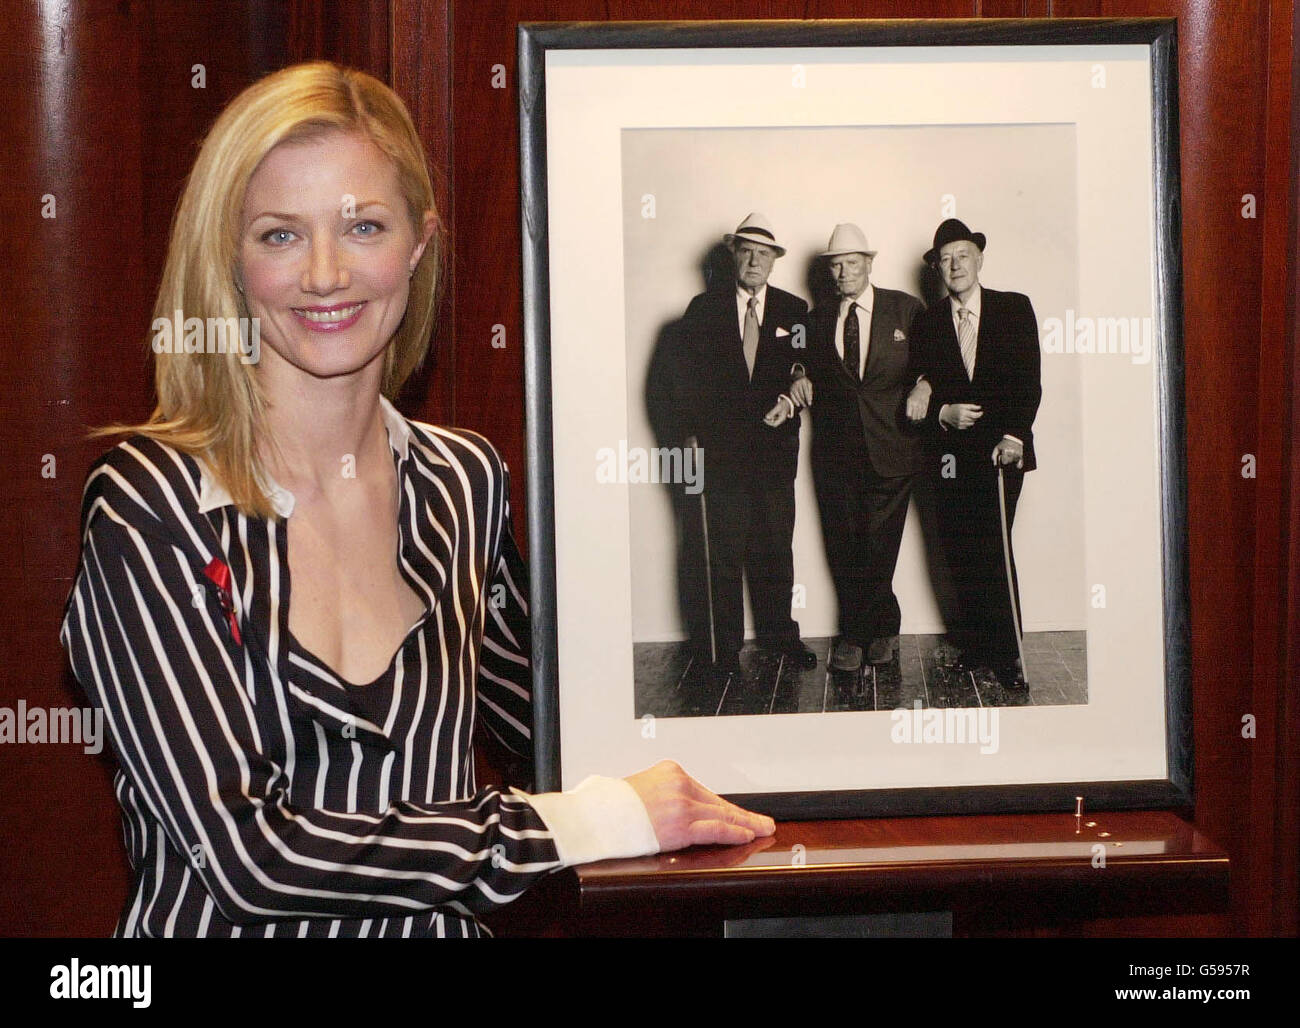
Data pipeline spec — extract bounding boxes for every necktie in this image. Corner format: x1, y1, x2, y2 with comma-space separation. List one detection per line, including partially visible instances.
743, 296, 759, 378
957, 306, 977, 380
843, 302, 860, 382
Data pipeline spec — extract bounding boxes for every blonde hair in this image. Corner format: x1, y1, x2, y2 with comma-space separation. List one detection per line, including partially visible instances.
96, 61, 442, 519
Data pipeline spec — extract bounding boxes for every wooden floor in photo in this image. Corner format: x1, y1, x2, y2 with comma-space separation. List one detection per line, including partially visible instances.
633, 632, 1087, 719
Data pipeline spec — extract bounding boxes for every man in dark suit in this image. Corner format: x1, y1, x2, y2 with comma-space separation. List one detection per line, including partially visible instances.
799, 224, 924, 672
905, 218, 1042, 690
674, 213, 816, 677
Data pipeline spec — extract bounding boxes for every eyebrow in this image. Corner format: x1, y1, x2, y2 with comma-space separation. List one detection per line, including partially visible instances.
346, 200, 392, 214
247, 201, 394, 224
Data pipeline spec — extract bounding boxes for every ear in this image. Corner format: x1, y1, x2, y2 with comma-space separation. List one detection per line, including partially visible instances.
409, 209, 439, 274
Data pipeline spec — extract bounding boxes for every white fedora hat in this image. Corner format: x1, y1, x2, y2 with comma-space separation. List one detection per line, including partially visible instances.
821, 223, 878, 258
723, 212, 786, 257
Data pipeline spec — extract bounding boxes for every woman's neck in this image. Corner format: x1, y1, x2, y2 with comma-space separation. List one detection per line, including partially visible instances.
257, 360, 391, 506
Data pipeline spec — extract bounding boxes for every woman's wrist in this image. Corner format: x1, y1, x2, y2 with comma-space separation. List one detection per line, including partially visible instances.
515, 775, 659, 866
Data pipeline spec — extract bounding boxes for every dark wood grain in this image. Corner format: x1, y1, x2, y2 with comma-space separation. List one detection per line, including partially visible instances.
391, 0, 456, 426
1288, 0, 1300, 937
498, 810, 1229, 936
0, 0, 389, 938
0, 0, 264, 940
1161, 0, 1278, 939
1259, 0, 1300, 937
285, 0, 390, 73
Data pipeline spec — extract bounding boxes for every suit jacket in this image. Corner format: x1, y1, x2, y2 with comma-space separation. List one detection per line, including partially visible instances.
805, 285, 924, 479
676, 284, 810, 480
908, 286, 1042, 472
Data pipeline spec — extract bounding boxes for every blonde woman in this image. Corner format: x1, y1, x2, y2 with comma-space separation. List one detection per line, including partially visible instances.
60, 62, 772, 938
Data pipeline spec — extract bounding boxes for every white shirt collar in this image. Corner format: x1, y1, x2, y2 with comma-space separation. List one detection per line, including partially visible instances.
840, 282, 874, 315
737, 283, 767, 311
197, 394, 415, 519
950, 284, 982, 319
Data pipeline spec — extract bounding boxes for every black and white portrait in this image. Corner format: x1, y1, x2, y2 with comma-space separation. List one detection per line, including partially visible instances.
534, 40, 1174, 806
621, 123, 1086, 719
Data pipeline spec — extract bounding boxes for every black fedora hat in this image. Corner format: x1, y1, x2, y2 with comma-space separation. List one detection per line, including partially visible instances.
923, 218, 987, 266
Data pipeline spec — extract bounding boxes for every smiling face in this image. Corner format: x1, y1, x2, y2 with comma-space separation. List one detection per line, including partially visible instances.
937, 239, 983, 302
237, 130, 435, 389
829, 252, 871, 300
732, 240, 777, 294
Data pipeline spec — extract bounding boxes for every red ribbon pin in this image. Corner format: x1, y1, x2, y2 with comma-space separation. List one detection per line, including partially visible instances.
202, 558, 242, 646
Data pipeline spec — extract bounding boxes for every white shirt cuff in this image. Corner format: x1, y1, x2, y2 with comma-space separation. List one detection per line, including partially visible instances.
514, 775, 660, 867
1002, 434, 1023, 446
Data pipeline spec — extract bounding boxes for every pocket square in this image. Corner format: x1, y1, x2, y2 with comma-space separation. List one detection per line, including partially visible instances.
894, 328, 907, 342
776, 327, 790, 338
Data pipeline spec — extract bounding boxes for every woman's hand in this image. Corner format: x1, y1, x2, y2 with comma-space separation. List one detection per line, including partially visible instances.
624, 759, 776, 852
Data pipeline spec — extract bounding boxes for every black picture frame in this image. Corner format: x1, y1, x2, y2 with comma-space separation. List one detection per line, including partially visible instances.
519, 18, 1189, 820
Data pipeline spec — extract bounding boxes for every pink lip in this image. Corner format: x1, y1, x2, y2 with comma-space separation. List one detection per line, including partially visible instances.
291, 300, 367, 332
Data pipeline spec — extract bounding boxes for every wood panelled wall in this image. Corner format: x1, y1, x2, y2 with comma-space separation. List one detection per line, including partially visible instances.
0, 0, 1294, 937
0, 0, 394, 938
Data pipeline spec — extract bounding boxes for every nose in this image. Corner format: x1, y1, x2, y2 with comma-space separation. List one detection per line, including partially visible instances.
301, 235, 350, 294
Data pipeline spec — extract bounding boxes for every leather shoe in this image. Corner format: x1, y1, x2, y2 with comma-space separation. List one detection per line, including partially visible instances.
867, 634, 899, 665
782, 641, 818, 671
829, 639, 863, 673
760, 640, 818, 671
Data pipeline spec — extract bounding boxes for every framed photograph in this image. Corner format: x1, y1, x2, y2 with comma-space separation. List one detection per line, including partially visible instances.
519, 19, 1189, 818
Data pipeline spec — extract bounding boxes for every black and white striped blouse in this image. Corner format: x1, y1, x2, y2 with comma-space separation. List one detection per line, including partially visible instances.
60, 398, 655, 938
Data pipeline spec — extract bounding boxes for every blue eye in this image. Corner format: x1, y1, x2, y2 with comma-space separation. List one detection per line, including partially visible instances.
262, 228, 295, 245
352, 220, 383, 236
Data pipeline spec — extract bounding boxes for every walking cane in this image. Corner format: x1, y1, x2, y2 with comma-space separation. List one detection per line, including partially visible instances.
996, 464, 1029, 684
695, 441, 717, 665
